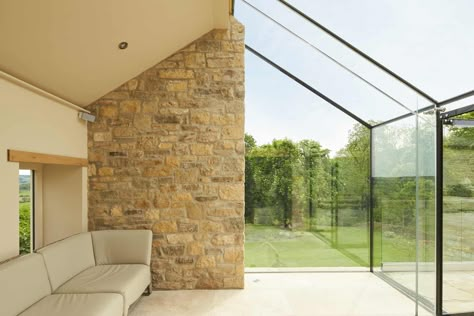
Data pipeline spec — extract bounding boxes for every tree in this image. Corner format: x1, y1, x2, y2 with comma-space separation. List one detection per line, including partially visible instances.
244, 134, 257, 223
336, 124, 370, 215
270, 139, 300, 228
245, 124, 371, 232
245, 137, 301, 228
245, 133, 257, 152
298, 140, 330, 228
330, 124, 371, 249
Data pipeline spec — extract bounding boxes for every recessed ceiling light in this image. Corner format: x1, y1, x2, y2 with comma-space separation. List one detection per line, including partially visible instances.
118, 42, 128, 50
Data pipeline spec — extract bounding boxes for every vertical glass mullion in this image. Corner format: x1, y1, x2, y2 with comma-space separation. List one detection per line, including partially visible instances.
415, 112, 420, 315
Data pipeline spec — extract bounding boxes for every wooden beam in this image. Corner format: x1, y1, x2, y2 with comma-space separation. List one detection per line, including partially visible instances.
8, 150, 88, 167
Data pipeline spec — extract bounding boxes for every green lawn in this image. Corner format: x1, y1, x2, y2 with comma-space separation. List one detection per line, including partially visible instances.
244, 224, 435, 268
244, 224, 369, 268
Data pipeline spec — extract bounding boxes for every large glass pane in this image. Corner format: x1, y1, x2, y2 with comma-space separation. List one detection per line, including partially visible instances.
284, 0, 474, 101
244, 50, 369, 269
373, 116, 418, 289
443, 110, 474, 314
372, 109, 436, 315
417, 110, 436, 315
234, 0, 424, 124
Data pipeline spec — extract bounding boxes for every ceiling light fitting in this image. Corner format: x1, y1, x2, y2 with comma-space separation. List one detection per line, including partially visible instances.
118, 42, 128, 50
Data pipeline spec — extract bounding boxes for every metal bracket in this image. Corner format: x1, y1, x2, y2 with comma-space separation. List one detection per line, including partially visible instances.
443, 119, 474, 127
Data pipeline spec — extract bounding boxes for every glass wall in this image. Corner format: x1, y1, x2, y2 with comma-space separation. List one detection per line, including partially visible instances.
416, 111, 437, 315
372, 110, 436, 315
234, 1, 474, 314
243, 51, 370, 269
443, 112, 474, 314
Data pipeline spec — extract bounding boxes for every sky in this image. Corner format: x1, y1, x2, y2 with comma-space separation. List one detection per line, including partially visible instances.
234, 0, 474, 155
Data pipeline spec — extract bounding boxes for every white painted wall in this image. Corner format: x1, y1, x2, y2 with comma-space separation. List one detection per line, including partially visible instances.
43, 165, 87, 245
0, 76, 88, 261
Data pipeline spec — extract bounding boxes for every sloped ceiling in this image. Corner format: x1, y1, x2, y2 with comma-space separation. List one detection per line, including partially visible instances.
0, 0, 230, 106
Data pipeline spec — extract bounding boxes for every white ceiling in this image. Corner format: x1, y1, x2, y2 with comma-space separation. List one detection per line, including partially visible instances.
0, 0, 230, 106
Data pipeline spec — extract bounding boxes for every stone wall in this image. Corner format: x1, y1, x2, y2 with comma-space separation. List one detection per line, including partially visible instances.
87, 17, 245, 289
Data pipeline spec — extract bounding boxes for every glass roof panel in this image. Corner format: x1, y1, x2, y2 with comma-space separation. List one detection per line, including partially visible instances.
245, 50, 362, 155
284, 0, 474, 102
235, 0, 435, 124
443, 95, 474, 114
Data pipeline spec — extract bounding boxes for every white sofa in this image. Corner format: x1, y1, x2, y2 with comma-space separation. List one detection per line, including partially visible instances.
0, 230, 152, 316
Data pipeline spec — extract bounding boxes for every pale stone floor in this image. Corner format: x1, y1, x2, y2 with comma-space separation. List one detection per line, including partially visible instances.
130, 273, 431, 316
386, 270, 474, 314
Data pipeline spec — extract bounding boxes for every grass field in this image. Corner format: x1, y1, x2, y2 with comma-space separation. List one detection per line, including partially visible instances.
244, 224, 434, 268
244, 224, 369, 268
244, 205, 472, 268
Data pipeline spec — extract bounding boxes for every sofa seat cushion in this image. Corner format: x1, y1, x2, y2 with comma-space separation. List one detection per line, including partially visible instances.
19, 293, 123, 316
55, 264, 150, 314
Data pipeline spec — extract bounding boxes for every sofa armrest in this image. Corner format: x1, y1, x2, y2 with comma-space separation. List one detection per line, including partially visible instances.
91, 230, 152, 266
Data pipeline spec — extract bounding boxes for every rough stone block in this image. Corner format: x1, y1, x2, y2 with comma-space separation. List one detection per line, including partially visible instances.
190, 111, 210, 125
120, 99, 141, 113
167, 233, 194, 244
219, 184, 244, 201
98, 167, 114, 176
161, 245, 185, 256
196, 256, 216, 268
184, 53, 206, 68
190, 144, 213, 156
159, 69, 194, 79
100, 105, 118, 117
153, 221, 178, 233
93, 132, 112, 142
166, 81, 188, 92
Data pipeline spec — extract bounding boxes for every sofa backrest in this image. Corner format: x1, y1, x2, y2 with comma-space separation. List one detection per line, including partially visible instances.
0, 253, 52, 316
36, 232, 95, 291
92, 230, 152, 265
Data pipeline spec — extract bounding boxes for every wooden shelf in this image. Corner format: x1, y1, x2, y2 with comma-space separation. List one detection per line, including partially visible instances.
8, 150, 88, 167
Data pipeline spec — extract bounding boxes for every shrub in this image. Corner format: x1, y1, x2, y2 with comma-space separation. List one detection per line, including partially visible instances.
19, 203, 31, 254
447, 184, 472, 197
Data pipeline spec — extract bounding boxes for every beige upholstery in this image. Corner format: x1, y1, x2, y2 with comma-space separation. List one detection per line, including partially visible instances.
19, 293, 123, 316
1, 230, 152, 316
0, 254, 51, 316
36, 232, 95, 291
55, 264, 150, 316
92, 230, 152, 265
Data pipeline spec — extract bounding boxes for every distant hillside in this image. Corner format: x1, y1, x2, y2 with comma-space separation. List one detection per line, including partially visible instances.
19, 174, 31, 193
19, 174, 30, 184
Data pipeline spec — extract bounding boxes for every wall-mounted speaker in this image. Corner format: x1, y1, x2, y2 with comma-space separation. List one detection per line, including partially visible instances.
78, 111, 96, 122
